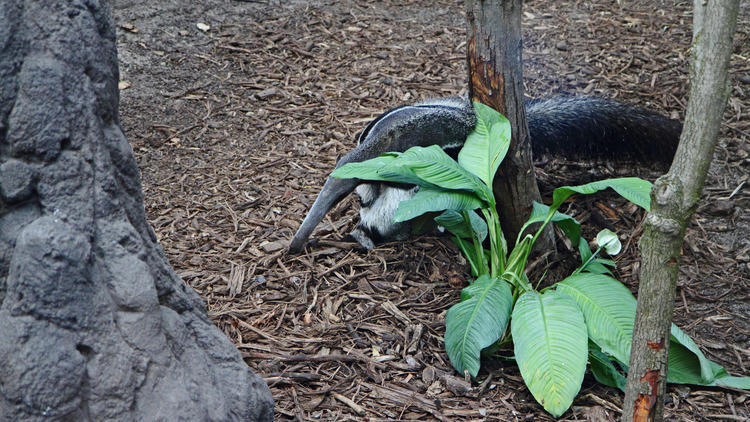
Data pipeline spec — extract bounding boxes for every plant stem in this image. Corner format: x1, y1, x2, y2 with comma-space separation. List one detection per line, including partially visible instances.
572, 247, 603, 276
491, 206, 507, 271
503, 236, 533, 293
454, 236, 480, 277
464, 211, 489, 276
482, 206, 506, 277
473, 234, 488, 276
480, 208, 498, 277
530, 208, 558, 248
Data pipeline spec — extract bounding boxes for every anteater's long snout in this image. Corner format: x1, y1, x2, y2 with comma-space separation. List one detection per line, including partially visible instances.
288, 176, 358, 253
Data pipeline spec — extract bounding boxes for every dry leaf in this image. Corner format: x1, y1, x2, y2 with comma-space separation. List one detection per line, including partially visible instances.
120, 23, 138, 33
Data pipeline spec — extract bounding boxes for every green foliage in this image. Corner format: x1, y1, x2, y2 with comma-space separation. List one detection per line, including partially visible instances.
556, 274, 635, 365
445, 275, 513, 377
458, 102, 511, 187
519, 201, 581, 246
331, 101, 750, 418
330, 153, 399, 181
511, 290, 588, 417
394, 187, 483, 222
588, 344, 627, 391
435, 209, 488, 243
551, 177, 653, 212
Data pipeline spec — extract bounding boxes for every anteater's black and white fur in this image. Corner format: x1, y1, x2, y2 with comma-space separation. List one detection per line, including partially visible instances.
289, 96, 681, 253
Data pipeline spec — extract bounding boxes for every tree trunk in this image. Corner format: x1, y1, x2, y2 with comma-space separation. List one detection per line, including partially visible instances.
621, 1, 740, 421
0, 1, 273, 420
464, 0, 553, 249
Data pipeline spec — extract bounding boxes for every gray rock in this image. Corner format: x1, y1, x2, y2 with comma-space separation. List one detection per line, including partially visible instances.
0, 159, 35, 203
0, 1, 273, 420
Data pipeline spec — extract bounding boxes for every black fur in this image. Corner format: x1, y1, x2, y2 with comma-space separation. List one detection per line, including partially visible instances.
526, 97, 680, 166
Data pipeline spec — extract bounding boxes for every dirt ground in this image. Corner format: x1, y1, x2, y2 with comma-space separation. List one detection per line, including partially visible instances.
111, 0, 750, 420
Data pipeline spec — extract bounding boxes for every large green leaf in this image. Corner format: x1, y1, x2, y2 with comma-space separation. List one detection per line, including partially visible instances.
435, 209, 488, 242
556, 273, 635, 365
445, 275, 513, 378
666, 328, 750, 388
388, 145, 493, 203
518, 201, 582, 246
665, 341, 707, 384
458, 102, 511, 187
552, 177, 653, 211
331, 152, 443, 190
633, 339, 724, 386
512, 290, 588, 417
330, 153, 399, 181
667, 342, 750, 388
394, 187, 483, 222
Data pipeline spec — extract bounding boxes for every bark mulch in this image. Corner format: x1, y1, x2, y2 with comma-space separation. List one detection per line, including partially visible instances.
114, 0, 750, 420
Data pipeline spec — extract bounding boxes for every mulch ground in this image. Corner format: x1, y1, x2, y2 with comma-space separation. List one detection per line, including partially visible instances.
114, 0, 750, 420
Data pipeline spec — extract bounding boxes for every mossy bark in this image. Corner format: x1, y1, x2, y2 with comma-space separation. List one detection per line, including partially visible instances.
621, 1, 740, 421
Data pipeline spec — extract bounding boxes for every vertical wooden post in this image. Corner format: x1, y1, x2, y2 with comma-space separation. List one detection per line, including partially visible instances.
465, 0, 552, 247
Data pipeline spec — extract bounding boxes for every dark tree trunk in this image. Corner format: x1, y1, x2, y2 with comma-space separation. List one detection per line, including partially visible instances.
464, 0, 553, 248
621, 0, 740, 420
0, 1, 273, 420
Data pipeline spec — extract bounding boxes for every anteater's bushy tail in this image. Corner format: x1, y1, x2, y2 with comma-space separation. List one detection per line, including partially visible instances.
526, 97, 681, 166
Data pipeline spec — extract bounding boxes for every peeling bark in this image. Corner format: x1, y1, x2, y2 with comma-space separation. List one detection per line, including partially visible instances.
464, 0, 553, 248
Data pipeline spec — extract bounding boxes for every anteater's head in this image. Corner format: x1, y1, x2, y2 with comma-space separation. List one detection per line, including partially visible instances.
288, 97, 475, 253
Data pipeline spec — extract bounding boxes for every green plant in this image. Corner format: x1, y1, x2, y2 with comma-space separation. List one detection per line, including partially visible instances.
331, 102, 749, 417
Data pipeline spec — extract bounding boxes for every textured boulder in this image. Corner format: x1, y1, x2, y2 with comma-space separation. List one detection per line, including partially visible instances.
0, 1, 273, 421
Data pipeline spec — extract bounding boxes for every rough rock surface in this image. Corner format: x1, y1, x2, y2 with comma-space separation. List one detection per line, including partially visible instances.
0, 1, 273, 420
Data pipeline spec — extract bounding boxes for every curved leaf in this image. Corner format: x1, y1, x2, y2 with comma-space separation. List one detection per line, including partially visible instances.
552, 177, 653, 211
711, 376, 750, 389
556, 273, 635, 365
394, 188, 483, 222
667, 340, 750, 387
458, 102, 511, 187
512, 290, 588, 417
669, 324, 719, 382
445, 276, 512, 378
330, 153, 399, 181
666, 341, 707, 385
387, 145, 492, 202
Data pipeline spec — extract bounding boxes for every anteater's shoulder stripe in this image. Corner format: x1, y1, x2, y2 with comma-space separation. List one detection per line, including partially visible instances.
357, 97, 470, 146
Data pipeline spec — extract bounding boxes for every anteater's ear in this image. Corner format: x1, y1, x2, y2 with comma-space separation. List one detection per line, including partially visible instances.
288, 98, 476, 253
